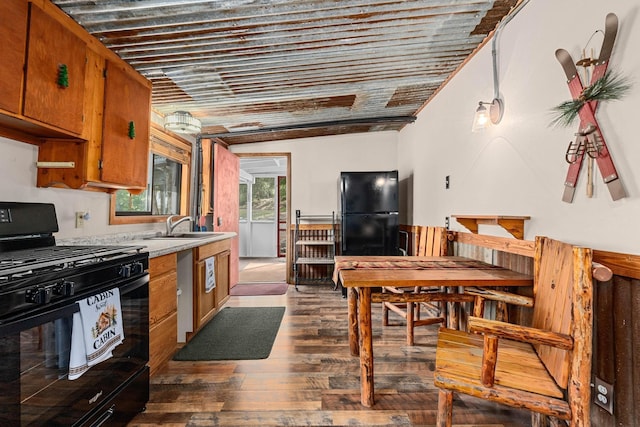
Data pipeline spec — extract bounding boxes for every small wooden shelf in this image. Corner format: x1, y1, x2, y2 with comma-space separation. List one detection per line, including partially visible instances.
452, 215, 530, 240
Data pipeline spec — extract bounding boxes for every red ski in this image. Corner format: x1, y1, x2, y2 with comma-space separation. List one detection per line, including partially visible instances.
555, 13, 625, 202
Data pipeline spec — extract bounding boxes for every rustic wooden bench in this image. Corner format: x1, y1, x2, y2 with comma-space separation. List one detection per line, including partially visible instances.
434, 236, 593, 426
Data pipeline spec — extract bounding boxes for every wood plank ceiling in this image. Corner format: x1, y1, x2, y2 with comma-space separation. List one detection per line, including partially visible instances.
51, 0, 518, 145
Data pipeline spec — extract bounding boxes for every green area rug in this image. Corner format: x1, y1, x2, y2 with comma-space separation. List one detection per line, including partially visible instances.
173, 306, 285, 361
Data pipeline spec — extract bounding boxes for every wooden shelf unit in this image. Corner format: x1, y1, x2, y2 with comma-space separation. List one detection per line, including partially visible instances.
294, 210, 336, 289
452, 215, 530, 240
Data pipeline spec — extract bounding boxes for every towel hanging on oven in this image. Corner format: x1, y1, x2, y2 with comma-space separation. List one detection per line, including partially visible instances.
68, 288, 125, 380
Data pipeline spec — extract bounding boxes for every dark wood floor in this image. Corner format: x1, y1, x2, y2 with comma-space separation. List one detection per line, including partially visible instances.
129, 284, 531, 426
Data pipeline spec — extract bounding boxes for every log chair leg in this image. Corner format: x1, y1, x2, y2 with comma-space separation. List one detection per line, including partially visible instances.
382, 302, 389, 326
496, 301, 509, 322
436, 389, 453, 427
472, 295, 484, 318
531, 412, 550, 427
407, 301, 414, 346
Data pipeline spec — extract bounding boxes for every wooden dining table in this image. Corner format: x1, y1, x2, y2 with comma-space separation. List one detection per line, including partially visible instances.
333, 255, 534, 407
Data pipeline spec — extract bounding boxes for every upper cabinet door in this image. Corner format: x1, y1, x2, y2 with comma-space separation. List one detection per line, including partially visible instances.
23, 4, 86, 135
101, 60, 151, 188
0, 0, 28, 114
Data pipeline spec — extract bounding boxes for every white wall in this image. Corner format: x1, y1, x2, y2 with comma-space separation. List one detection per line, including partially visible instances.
0, 112, 194, 239
0, 136, 160, 239
230, 131, 399, 222
398, 0, 640, 253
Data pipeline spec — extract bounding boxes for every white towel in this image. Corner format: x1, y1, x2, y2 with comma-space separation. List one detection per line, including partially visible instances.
205, 256, 216, 293
68, 288, 125, 380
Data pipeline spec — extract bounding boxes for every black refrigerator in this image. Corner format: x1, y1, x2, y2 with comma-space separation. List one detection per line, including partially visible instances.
339, 170, 400, 258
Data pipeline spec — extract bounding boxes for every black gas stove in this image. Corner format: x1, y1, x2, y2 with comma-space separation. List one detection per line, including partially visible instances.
0, 201, 150, 426
0, 202, 147, 322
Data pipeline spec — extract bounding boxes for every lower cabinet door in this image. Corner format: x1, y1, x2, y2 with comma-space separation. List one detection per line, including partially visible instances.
194, 259, 216, 331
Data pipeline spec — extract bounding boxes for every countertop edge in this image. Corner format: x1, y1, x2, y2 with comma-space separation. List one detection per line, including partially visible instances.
58, 232, 237, 259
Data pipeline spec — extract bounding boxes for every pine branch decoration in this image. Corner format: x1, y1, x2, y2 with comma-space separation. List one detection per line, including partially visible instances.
550, 70, 632, 127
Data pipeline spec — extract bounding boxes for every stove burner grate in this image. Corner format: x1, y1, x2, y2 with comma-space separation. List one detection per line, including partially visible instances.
0, 245, 144, 278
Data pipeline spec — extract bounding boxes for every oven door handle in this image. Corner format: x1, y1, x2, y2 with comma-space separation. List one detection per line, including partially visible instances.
0, 273, 148, 336
0, 301, 79, 336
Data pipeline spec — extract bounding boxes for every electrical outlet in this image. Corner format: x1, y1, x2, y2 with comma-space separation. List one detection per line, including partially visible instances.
445, 175, 450, 189
593, 376, 614, 414
75, 212, 85, 228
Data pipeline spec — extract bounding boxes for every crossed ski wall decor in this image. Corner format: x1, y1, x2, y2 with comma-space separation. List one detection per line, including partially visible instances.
554, 13, 628, 203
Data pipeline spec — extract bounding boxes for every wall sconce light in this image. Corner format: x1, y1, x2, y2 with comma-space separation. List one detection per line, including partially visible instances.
471, 0, 529, 132
471, 99, 503, 132
163, 111, 202, 134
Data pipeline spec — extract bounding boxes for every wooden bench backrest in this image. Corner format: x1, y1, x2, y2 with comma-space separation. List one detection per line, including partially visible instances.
532, 236, 592, 390
416, 226, 448, 256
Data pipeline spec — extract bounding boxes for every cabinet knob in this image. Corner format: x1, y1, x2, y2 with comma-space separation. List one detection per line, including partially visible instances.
57, 64, 69, 88
128, 121, 136, 139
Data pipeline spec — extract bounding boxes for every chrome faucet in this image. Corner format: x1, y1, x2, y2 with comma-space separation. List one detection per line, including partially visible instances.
166, 215, 193, 236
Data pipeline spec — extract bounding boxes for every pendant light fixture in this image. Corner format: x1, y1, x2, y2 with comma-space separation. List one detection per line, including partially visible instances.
163, 111, 202, 134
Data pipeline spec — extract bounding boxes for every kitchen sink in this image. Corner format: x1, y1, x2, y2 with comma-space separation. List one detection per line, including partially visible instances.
146, 232, 225, 240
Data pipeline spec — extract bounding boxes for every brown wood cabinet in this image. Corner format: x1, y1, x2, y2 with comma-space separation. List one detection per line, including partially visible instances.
100, 60, 152, 188
192, 239, 231, 333
36, 50, 151, 191
0, 0, 28, 115
149, 253, 178, 376
0, 0, 152, 191
0, 0, 90, 141
23, 3, 87, 135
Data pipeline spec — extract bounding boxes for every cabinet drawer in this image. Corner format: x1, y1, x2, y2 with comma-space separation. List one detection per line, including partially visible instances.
149, 253, 177, 277
195, 239, 231, 261
149, 311, 177, 376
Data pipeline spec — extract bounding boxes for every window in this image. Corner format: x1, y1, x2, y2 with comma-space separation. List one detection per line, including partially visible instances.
251, 177, 275, 221
115, 154, 182, 215
110, 125, 191, 224
239, 183, 248, 221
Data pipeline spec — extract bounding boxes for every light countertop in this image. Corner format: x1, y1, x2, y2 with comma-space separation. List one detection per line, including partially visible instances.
58, 232, 237, 258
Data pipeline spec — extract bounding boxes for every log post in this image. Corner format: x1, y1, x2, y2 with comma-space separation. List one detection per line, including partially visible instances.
437, 389, 453, 427
481, 334, 498, 387
357, 287, 374, 407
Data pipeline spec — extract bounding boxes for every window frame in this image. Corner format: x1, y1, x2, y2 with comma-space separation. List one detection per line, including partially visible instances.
109, 124, 192, 225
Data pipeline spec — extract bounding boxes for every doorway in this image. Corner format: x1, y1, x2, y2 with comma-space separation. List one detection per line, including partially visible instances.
237, 153, 290, 283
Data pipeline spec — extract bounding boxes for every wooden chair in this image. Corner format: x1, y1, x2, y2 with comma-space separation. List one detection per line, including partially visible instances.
434, 236, 593, 426
382, 226, 448, 345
